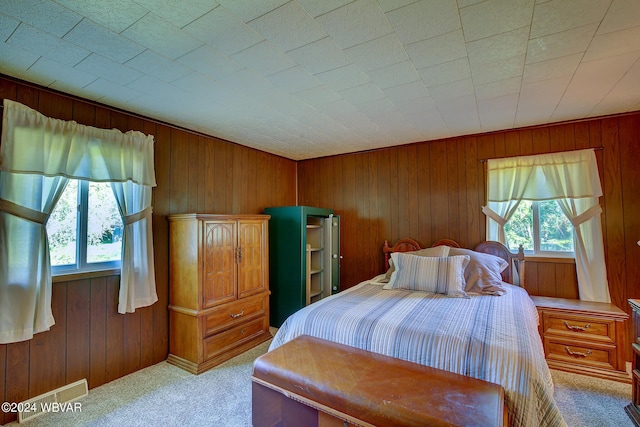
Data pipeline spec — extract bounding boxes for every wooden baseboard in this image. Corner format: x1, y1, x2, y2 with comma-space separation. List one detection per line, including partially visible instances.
547, 361, 632, 384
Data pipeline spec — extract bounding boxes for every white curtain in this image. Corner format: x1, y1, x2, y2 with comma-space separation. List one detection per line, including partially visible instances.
111, 181, 156, 314
483, 201, 521, 244
0, 99, 157, 343
483, 149, 610, 303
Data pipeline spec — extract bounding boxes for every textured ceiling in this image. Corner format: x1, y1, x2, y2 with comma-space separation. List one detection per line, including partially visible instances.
1, 0, 639, 160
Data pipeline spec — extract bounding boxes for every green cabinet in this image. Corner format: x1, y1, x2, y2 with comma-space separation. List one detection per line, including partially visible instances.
264, 206, 340, 327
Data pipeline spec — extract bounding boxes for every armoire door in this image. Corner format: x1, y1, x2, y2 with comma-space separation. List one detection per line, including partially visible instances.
203, 220, 237, 308
237, 219, 268, 299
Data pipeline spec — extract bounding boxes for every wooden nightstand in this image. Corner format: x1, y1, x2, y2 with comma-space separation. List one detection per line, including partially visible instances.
625, 299, 640, 425
531, 296, 630, 383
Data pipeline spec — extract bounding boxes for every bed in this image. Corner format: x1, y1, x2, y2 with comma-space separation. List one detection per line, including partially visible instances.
269, 238, 566, 427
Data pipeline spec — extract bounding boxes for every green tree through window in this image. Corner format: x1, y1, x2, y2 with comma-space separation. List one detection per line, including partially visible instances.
504, 200, 574, 255
47, 179, 123, 272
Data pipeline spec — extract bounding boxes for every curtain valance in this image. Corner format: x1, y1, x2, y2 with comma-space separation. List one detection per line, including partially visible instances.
483, 148, 610, 303
1, 99, 156, 186
0, 99, 157, 344
486, 149, 602, 202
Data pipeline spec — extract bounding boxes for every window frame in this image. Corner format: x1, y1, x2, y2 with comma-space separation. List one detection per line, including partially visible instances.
508, 199, 575, 259
49, 179, 122, 276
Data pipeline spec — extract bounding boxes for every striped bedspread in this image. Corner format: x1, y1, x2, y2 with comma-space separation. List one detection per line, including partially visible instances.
269, 278, 566, 427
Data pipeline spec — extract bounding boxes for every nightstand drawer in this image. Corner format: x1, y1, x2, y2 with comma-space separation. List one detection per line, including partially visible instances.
542, 312, 615, 344
544, 336, 617, 372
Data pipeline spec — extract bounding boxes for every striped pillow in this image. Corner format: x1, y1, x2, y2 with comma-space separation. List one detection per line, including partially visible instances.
384, 253, 470, 297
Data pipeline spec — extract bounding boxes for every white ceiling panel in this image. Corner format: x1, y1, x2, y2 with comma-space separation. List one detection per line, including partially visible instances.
267, 66, 322, 93
286, 37, 351, 74
126, 50, 192, 83
583, 26, 640, 62
121, 13, 202, 60
418, 58, 471, 88
526, 24, 598, 64
475, 77, 522, 100
76, 54, 143, 85
344, 33, 408, 71
231, 41, 296, 76
83, 78, 143, 103
29, 57, 96, 88
315, 64, 371, 92
515, 76, 573, 127
0, 0, 638, 160
405, 30, 467, 69
552, 52, 640, 120
175, 45, 243, 80
183, 6, 264, 56
0, 13, 19, 41
591, 57, 640, 115
217, 0, 288, 23
64, 19, 144, 63
0, 0, 80, 37
53, 0, 148, 33
367, 60, 420, 89
383, 81, 431, 104
315, 0, 393, 49
0, 41, 39, 72
523, 53, 582, 83
386, 0, 461, 45
298, 0, 353, 17
134, 0, 218, 28
460, 0, 534, 42
248, 1, 326, 52
597, 0, 640, 34
530, 0, 610, 38
7, 24, 90, 66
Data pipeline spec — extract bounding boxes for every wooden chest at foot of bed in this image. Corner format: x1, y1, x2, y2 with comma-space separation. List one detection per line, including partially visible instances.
251, 335, 506, 427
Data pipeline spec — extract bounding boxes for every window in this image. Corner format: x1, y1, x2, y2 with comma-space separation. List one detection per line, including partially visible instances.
47, 179, 123, 273
503, 200, 574, 256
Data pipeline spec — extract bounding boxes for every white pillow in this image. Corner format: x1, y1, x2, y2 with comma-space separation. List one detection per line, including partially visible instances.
447, 247, 509, 295
384, 253, 470, 297
382, 245, 450, 283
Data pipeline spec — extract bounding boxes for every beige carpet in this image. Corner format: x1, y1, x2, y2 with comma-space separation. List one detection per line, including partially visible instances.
8, 337, 633, 427
551, 369, 633, 427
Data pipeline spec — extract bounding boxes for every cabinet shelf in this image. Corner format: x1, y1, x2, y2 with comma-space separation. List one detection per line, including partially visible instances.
309, 289, 322, 298
265, 206, 340, 327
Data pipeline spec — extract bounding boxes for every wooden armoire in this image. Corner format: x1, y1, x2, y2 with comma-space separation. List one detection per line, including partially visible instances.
167, 213, 271, 374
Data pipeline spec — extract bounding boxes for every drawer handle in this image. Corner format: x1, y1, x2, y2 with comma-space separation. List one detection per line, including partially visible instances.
230, 309, 244, 319
564, 321, 590, 332
565, 346, 592, 358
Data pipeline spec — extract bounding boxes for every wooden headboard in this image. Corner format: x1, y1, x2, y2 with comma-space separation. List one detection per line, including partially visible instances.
382, 238, 525, 287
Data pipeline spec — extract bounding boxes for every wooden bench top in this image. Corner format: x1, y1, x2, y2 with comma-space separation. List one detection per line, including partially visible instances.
252, 335, 505, 427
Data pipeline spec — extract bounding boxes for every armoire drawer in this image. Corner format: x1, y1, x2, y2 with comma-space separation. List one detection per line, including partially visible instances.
203, 294, 268, 337
541, 312, 615, 344
204, 316, 269, 361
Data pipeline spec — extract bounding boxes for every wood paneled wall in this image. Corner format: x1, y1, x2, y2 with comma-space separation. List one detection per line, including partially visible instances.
298, 112, 640, 360
0, 75, 297, 425
1, 71, 638, 424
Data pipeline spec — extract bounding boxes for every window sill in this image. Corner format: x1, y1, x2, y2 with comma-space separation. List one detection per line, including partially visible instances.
52, 268, 120, 283
523, 255, 575, 264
